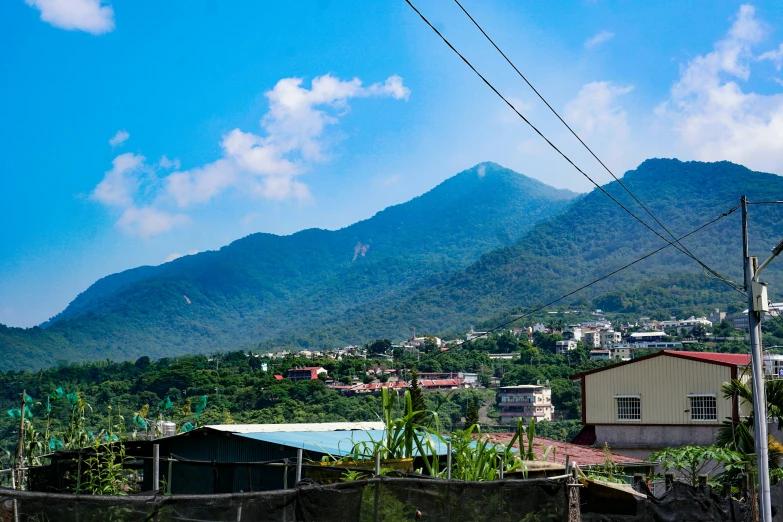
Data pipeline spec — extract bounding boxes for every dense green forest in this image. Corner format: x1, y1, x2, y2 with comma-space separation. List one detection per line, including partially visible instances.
0, 332, 610, 464
0, 163, 576, 370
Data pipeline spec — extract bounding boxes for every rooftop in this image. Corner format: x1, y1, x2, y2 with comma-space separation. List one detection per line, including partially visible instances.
487, 433, 644, 467
205, 422, 385, 434
570, 350, 752, 380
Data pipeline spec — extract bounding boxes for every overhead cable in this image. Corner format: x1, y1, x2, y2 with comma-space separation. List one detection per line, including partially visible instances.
469, 202, 741, 339
406, 0, 745, 296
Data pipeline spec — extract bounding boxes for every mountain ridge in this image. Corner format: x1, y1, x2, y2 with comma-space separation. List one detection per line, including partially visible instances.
2, 162, 577, 370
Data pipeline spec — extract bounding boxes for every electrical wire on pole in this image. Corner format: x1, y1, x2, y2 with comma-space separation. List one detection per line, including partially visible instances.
452, 0, 740, 289
405, 0, 745, 297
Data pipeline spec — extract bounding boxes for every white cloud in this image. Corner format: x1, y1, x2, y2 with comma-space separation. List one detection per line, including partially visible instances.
158, 155, 181, 170
565, 82, 634, 138
758, 43, 783, 70
117, 207, 189, 239
91, 153, 144, 207
164, 249, 199, 263
164, 74, 408, 207
108, 129, 129, 147
25, 0, 114, 34
658, 4, 783, 174
584, 30, 615, 49
91, 74, 409, 237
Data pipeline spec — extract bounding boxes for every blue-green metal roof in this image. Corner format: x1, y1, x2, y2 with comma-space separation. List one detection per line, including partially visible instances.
235, 429, 453, 457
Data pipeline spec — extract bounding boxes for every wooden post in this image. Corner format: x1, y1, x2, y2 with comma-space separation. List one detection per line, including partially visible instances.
14, 391, 26, 490
446, 442, 452, 480
167, 457, 173, 494
665, 472, 674, 491
374, 451, 381, 477
633, 474, 643, 491
567, 463, 581, 522
152, 444, 160, 491
746, 462, 759, 522
76, 453, 82, 491
283, 460, 288, 489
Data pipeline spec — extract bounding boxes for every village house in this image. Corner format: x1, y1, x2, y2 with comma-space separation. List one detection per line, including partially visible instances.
497, 384, 553, 424
599, 330, 622, 348
570, 350, 751, 459
287, 366, 328, 382
554, 340, 577, 355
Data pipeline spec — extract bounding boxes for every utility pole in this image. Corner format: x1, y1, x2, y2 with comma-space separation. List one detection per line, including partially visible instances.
742, 195, 772, 522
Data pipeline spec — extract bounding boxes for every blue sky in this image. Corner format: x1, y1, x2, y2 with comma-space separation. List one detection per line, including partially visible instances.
3, 0, 783, 327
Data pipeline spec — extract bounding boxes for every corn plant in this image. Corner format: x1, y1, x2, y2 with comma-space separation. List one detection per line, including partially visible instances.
77, 439, 130, 495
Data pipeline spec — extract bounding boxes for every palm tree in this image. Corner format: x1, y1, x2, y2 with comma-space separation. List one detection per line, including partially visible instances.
717, 378, 783, 469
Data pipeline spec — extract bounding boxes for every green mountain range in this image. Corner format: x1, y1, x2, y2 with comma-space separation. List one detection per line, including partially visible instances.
306, 159, 783, 343
3, 158, 782, 371
0, 163, 576, 370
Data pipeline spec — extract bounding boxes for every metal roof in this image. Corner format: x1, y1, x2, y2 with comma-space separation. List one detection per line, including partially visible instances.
235, 429, 452, 457
205, 422, 385, 434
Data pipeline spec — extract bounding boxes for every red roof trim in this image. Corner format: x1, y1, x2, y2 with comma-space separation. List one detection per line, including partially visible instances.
569, 350, 749, 380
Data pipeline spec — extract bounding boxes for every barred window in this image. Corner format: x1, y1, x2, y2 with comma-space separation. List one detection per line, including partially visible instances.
689, 395, 717, 421
616, 396, 641, 421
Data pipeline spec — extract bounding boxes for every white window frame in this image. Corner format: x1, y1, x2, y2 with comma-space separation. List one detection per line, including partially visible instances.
687, 394, 718, 422
614, 395, 641, 422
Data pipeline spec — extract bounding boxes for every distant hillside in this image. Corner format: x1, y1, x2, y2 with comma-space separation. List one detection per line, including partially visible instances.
0, 163, 576, 370
292, 159, 783, 344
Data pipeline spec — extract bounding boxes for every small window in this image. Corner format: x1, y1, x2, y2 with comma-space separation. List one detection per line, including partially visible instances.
616, 396, 641, 421
689, 395, 717, 421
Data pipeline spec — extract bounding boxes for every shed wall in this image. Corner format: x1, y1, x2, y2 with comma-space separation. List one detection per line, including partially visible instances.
584, 356, 733, 425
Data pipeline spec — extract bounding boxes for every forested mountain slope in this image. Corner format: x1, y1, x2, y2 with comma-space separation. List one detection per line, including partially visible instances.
0, 163, 576, 370
298, 159, 783, 344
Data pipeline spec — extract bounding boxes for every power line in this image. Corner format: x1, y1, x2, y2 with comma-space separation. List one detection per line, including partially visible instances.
453, 0, 744, 296
405, 0, 745, 296
748, 201, 783, 206
470, 203, 741, 339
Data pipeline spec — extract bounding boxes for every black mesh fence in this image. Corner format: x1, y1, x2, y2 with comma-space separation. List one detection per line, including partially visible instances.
1, 476, 774, 521
0, 477, 567, 522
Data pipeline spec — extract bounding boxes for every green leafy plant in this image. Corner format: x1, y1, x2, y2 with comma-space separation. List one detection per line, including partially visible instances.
77, 439, 130, 495
647, 444, 743, 487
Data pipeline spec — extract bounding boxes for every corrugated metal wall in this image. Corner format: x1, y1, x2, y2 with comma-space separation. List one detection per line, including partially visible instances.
142, 431, 303, 494
585, 357, 732, 425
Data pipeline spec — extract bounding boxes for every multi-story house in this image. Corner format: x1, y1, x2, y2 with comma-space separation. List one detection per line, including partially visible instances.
582, 330, 600, 348
497, 384, 553, 424
599, 330, 622, 348
287, 366, 328, 382
555, 340, 577, 355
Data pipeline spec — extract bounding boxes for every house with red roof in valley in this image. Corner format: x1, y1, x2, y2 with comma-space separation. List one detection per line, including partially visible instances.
419, 378, 463, 391
287, 366, 328, 382
569, 350, 751, 460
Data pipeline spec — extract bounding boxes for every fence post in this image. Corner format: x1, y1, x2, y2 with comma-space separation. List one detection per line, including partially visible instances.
664, 472, 674, 491
375, 451, 381, 476
498, 454, 504, 480
167, 457, 173, 494
283, 459, 288, 490
76, 453, 82, 491
152, 444, 160, 491
568, 463, 581, 522
446, 442, 452, 480
633, 474, 643, 491
295, 449, 303, 485
746, 462, 759, 522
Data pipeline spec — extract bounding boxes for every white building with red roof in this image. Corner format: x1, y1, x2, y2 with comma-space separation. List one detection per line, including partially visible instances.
570, 350, 751, 459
